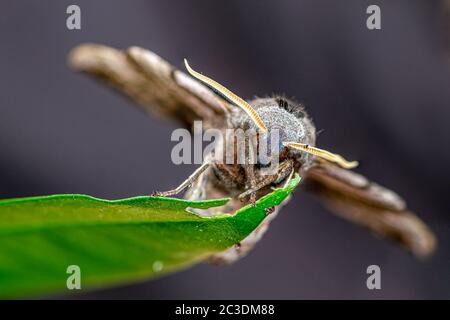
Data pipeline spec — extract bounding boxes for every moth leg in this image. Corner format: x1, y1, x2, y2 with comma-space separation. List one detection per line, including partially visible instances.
152, 161, 210, 197
281, 168, 295, 188
238, 176, 273, 200
243, 153, 258, 206
265, 206, 276, 215
242, 136, 258, 205
242, 164, 258, 205
239, 160, 293, 200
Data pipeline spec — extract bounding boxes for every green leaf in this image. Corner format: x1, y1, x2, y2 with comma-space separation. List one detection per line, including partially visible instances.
0, 174, 300, 297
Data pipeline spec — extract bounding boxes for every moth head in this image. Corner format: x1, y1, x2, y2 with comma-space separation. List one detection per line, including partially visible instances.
253, 97, 359, 170
184, 60, 358, 169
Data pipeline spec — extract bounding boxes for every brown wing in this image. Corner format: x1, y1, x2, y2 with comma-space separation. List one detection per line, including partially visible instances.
302, 162, 436, 258
68, 44, 229, 129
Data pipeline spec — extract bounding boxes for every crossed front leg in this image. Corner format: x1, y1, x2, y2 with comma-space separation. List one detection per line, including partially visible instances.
238, 159, 294, 201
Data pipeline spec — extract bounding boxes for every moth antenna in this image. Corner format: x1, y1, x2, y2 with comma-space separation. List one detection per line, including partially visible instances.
283, 142, 359, 169
184, 59, 268, 133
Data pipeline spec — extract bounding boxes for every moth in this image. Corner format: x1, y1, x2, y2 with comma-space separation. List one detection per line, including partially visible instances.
69, 44, 436, 264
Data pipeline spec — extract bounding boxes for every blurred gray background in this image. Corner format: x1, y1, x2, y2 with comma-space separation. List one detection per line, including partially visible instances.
1, 0, 449, 299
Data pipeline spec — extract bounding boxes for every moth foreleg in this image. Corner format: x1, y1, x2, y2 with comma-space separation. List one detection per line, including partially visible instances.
242, 137, 259, 205
238, 160, 294, 200
243, 164, 258, 205
152, 161, 210, 197
281, 168, 295, 188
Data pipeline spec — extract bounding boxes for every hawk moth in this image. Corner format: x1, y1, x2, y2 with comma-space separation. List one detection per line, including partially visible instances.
68, 44, 436, 263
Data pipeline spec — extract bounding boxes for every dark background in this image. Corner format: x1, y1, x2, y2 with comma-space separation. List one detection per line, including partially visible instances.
1, 0, 449, 299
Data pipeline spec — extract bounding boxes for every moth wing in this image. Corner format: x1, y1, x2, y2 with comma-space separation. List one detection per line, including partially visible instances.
302, 162, 436, 258
68, 44, 229, 129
